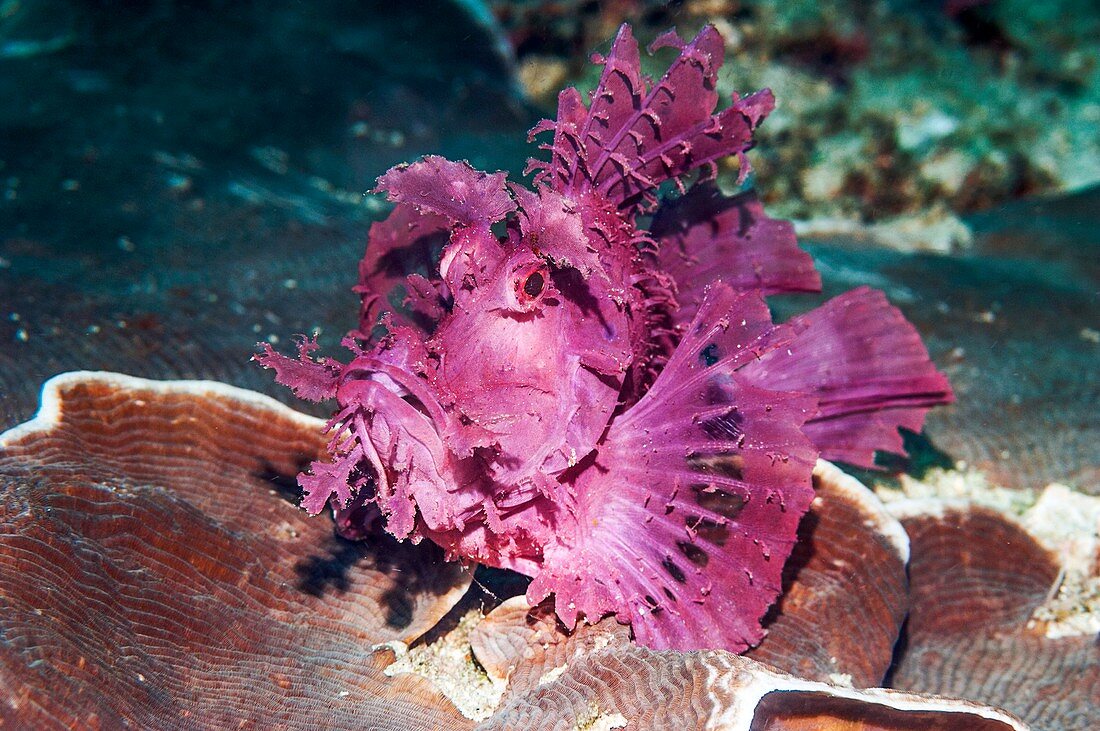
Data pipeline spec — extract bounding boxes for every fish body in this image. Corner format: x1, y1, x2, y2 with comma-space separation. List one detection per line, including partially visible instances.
258, 24, 953, 652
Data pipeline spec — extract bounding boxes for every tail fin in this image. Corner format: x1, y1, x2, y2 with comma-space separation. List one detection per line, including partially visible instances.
740, 287, 955, 468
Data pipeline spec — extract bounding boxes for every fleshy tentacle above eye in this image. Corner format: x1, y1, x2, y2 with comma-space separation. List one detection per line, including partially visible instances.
354, 203, 452, 337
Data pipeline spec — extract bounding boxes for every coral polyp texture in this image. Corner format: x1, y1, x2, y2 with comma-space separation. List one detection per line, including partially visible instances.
256, 24, 953, 653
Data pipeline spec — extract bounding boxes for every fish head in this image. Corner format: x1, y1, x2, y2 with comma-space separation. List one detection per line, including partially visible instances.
427, 183, 636, 479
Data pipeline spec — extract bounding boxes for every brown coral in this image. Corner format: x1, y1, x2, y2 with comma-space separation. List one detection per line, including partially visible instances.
3, 372, 1092, 729
0, 373, 472, 729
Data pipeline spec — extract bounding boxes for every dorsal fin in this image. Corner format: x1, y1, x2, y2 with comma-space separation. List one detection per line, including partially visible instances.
527, 24, 774, 212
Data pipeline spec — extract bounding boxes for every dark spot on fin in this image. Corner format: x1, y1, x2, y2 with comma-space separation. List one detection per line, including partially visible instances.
662, 556, 687, 583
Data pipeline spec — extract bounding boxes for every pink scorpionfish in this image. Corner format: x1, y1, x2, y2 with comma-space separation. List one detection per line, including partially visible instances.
257, 24, 952, 653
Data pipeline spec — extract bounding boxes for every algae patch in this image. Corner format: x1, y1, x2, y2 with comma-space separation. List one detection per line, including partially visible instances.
384, 608, 505, 721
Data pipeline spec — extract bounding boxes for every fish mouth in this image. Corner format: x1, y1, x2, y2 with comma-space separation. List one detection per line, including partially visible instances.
340, 354, 447, 426
335, 355, 540, 558
327, 355, 453, 540
337, 355, 563, 544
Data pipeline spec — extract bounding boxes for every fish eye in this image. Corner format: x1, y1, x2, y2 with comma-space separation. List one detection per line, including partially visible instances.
522, 271, 545, 298
513, 261, 549, 307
